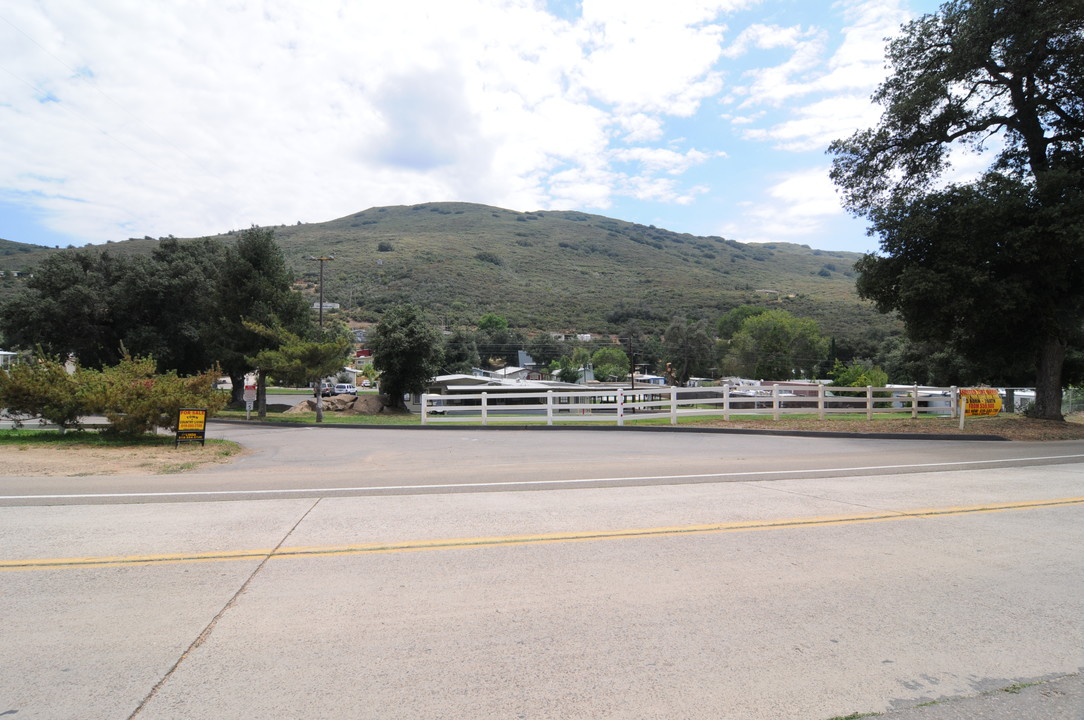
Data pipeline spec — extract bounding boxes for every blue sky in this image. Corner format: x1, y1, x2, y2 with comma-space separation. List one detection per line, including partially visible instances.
1, 0, 940, 252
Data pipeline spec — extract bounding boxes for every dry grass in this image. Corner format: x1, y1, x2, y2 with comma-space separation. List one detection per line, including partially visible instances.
697, 412, 1084, 441
0, 440, 243, 477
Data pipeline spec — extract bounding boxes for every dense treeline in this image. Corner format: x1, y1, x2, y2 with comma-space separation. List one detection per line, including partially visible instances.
0, 228, 318, 401
3, 226, 1073, 410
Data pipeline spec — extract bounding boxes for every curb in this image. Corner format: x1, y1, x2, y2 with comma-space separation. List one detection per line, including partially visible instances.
208, 419, 1008, 442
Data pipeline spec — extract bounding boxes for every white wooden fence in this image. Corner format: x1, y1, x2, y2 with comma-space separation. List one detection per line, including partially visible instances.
420, 385, 961, 426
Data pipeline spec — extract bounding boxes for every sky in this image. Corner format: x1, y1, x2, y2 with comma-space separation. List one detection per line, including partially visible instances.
0, 0, 943, 253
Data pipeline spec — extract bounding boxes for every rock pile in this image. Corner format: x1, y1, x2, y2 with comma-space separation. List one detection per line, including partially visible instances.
283, 394, 394, 415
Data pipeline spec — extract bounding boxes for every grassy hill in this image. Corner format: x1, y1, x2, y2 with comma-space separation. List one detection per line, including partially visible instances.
0, 202, 896, 342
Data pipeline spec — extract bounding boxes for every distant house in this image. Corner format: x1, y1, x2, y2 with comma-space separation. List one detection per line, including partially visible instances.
475, 365, 532, 381
0, 350, 16, 371
633, 373, 668, 386
350, 328, 372, 364
549, 332, 593, 342
403, 373, 585, 413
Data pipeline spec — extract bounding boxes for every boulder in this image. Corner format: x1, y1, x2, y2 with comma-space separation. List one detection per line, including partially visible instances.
283, 394, 399, 415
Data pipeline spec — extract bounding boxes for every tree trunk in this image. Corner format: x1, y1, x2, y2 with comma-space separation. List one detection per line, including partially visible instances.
1033, 335, 1066, 421
257, 369, 267, 420
229, 371, 245, 405
314, 384, 324, 423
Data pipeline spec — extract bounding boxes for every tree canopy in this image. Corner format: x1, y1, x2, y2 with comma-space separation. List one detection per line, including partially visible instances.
721, 309, 827, 380
442, 328, 481, 375
662, 318, 715, 385
829, 0, 1084, 419
213, 227, 312, 399
0, 229, 314, 401
367, 304, 444, 409
248, 324, 351, 422
591, 346, 630, 382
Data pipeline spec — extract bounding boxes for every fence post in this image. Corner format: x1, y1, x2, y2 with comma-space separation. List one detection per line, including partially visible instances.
481, 392, 488, 426
723, 384, 731, 421
617, 388, 625, 427
546, 391, 553, 426
911, 384, 918, 419
421, 393, 428, 425
959, 394, 967, 430
772, 384, 781, 421
818, 383, 825, 420
670, 386, 678, 425
866, 386, 873, 421
950, 386, 958, 418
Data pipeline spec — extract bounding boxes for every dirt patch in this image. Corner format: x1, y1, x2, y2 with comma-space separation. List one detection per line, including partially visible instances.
700, 412, 1084, 441
0, 442, 243, 477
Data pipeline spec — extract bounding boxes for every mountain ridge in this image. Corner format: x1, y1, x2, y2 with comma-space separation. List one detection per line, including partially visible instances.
0, 202, 895, 344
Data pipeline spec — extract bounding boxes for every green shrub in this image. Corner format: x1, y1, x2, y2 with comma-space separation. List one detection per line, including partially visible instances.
1, 352, 227, 436
82, 354, 228, 436
0, 356, 86, 429
829, 359, 888, 389
475, 251, 503, 266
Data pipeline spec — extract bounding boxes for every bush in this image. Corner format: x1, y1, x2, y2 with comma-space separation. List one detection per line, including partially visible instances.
0, 352, 227, 436
475, 251, 503, 266
828, 359, 892, 406
0, 356, 86, 429
829, 359, 888, 389
82, 354, 228, 436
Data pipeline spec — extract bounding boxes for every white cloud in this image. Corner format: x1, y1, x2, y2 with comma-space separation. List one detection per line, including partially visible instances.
741, 94, 880, 151
722, 23, 816, 59
573, 1, 742, 115
617, 113, 664, 143
0, 0, 739, 243
727, 0, 912, 150
720, 166, 844, 242
546, 166, 617, 209
626, 177, 709, 205
611, 147, 715, 175
708, 0, 949, 251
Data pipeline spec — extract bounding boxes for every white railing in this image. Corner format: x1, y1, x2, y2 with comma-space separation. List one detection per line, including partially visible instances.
420, 385, 960, 426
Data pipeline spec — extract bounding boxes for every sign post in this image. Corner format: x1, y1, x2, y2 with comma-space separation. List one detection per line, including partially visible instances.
243, 384, 257, 420
176, 408, 208, 446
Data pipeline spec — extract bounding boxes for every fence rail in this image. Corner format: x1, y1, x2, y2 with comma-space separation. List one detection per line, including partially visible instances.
420, 385, 961, 426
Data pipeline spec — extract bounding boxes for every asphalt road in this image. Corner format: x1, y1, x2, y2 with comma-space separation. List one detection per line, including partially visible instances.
2, 425, 1082, 719
3, 423, 1083, 504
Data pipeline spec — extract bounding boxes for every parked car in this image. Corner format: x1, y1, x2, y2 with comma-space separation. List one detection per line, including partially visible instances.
315, 382, 334, 397
333, 383, 357, 395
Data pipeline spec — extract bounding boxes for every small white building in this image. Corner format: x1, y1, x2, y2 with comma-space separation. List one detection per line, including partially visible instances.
0, 350, 16, 371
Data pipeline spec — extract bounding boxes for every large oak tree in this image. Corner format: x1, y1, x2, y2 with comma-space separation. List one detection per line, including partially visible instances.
829, 0, 1084, 419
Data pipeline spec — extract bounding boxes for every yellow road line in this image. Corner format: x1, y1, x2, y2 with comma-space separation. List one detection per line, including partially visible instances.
4, 496, 1083, 572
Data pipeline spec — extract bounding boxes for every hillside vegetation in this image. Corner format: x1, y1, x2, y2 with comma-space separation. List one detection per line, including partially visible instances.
0, 202, 897, 341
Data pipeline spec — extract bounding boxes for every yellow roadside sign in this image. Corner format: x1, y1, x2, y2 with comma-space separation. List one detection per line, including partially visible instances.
176, 408, 208, 445
960, 388, 1002, 417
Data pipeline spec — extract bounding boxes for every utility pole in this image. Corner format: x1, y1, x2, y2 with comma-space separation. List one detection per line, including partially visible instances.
307, 255, 334, 328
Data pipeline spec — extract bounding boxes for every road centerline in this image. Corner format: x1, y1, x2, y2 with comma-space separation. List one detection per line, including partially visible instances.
4, 496, 1082, 572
